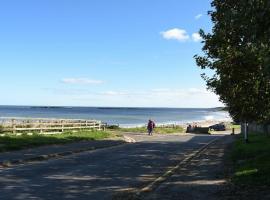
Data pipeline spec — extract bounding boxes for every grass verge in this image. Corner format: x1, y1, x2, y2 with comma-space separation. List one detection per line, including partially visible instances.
231, 133, 270, 186
0, 130, 114, 152
229, 124, 241, 131
110, 126, 184, 134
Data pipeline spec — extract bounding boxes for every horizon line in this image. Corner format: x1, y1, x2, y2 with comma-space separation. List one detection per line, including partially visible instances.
0, 104, 225, 109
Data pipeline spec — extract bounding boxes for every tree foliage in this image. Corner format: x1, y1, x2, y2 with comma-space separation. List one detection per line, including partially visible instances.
195, 0, 270, 123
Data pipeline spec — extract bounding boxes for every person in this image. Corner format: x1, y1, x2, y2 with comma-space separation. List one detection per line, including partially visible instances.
147, 119, 155, 135
186, 124, 192, 133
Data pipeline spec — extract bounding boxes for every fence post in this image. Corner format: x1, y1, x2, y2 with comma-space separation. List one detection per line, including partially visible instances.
12, 119, 16, 134
40, 120, 43, 134
98, 121, 101, 131
244, 121, 249, 143
61, 120, 64, 132
103, 123, 106, 131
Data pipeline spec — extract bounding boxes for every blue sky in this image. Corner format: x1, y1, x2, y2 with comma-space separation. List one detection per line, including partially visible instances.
0, 0, 222, 108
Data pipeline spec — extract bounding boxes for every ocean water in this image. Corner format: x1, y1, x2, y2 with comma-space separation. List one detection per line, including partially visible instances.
0, 106, 231, 127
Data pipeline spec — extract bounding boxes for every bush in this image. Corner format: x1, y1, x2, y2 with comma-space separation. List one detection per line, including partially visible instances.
106, 125, 120, 129
0, 125, 4, 133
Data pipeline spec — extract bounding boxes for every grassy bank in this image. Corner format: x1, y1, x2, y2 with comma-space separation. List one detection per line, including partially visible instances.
0, 130, 114, 152
231, 133, 270, 186
109, 126, 184, 134
230, 124, 241, 129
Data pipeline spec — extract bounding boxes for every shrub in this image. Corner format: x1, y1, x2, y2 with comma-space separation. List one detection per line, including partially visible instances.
106, 125, 120, 129
0, 125, 4, 133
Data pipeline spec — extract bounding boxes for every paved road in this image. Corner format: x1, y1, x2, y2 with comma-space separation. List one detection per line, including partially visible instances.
0, 133, 223, 200
143, 135, 234, 200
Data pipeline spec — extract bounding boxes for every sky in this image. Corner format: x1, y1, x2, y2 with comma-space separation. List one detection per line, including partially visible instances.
0, 0, 222, 108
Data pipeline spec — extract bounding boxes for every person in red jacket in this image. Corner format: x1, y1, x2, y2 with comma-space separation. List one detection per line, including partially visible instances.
147, 119, 155, 136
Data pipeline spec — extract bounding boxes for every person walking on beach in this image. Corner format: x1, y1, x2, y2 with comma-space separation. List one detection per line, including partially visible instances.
147, 119, 155, 136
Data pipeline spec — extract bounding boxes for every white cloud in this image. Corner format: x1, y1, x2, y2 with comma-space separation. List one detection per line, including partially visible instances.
195, 14, 203, 20
161, 28, 189, 42
150, 88, 210, 97
151, 88, 171, 93
192, 33, 202, 42
99, 88, 214, 100
161, 29, 203, 43
97, 88, 221, 107
45, 87, 223, 108
100, 91, 128, 96
61, 78, 104, 85
187, 88, 207, 94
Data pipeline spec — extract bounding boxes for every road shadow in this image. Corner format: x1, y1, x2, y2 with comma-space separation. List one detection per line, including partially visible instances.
0, 135, 224, 200
135, 136, 234, 200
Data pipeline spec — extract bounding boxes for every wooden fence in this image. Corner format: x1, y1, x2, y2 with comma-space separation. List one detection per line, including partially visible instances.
241, 122, 270, 134
0, 117, 103, 134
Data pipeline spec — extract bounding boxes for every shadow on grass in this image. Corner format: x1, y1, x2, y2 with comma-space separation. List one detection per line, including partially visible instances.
231, 133, 270, 186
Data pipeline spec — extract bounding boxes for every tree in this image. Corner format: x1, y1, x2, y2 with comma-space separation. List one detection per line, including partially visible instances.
195, 0, 270, 128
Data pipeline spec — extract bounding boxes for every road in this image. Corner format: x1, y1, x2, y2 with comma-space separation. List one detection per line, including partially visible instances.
0, 133, 224, 200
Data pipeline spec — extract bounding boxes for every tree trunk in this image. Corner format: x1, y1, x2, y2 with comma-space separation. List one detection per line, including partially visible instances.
244, 121, 249, 143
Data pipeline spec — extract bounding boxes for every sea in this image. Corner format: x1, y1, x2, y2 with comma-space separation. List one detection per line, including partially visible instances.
0, 105, 231, 127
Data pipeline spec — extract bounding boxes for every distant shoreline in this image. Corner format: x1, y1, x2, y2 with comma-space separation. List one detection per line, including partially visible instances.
119, 118, 232, 128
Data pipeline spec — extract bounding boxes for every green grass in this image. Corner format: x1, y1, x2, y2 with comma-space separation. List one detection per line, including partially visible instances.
231, 133, 270, 186
230, 124, 241, 129
111, 126, 184, 134
0, 130, 114, 152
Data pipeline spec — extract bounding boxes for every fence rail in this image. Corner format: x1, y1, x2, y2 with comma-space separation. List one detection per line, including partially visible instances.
0, 117, 103, 134
242, 122, 270, 134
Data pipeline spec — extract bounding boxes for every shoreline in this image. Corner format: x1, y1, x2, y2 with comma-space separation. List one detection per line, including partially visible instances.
0, 116, 232, 129
118, 118, 232, 128
0, 106, 231, 128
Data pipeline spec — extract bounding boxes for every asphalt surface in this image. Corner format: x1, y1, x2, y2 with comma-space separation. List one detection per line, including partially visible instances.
0, 133, 223, 200
0, 139, 126, 167
143, 135, 234, 200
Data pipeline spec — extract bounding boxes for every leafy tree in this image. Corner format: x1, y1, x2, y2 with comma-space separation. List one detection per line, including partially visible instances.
195, 0, 270, 125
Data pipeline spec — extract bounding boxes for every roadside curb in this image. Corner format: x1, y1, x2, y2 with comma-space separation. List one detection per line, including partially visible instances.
0, 136, 136, 168
134, 137, 222, 197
